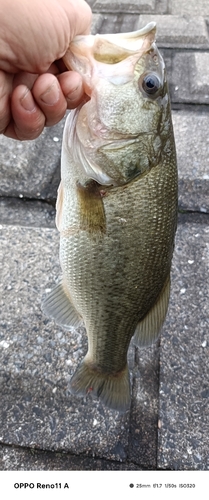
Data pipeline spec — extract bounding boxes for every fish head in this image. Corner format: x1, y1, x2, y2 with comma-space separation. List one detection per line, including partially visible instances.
63, 24, 172, 186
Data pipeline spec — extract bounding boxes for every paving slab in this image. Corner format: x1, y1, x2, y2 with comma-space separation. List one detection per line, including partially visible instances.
94, 12, 137, 34
128, 343, 159, 468
137, 15, 209, 48
170, 0, 209, 16
0, 120, 64, 201
0, 444, 142, 471
89, 0, 168, 14
190, 53, 209, 96
0, 198, 56, 228
94, 14, 209, 51
171, 52, 209, 105
91, 13, 104, 34
172, 110, 209, 213
158, 215, 209, 470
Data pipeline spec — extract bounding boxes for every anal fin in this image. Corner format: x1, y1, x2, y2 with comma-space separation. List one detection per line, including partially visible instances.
134, 275, 170, 348
42, 282, 82, 329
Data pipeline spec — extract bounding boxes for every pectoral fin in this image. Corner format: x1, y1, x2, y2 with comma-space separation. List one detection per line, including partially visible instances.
134, 275, 170, 347
77, 180, 106, 234
42, 282, 82, 329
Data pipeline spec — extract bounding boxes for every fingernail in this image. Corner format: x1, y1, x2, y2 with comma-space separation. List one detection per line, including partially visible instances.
40, 82, 60, 105
20, 89, 37, 112
67, 82, 82, 102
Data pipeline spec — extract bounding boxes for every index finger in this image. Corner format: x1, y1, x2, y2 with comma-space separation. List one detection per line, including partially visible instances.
0, 71, 13, 134
59, 0, 92, 43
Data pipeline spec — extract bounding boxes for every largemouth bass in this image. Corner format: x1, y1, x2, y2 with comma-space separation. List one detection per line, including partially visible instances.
42, 23, 178, 412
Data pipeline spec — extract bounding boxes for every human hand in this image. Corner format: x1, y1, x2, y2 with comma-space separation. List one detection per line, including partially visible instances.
0, 0, 92, 140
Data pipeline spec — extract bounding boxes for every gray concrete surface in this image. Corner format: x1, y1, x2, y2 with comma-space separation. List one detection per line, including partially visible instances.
159, 215, 209, 470
0, 1, 209, 471
0, 123, 64, 200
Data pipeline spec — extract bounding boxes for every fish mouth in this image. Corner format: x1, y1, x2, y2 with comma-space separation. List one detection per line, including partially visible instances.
63, 23, 157, 92
64, 22, 156, 68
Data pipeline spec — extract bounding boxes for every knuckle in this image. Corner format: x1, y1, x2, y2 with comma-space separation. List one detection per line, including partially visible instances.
14, 118, 45, 140
16, 127, 43, 141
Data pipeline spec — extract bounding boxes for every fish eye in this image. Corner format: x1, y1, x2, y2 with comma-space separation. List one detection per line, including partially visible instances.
142, 74, 161, 95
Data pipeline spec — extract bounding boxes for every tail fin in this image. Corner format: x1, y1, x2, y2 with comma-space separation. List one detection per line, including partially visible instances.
69, 359, 131, 412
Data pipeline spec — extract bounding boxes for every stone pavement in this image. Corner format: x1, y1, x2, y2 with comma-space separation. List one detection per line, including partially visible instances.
0, 1, 209, 471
